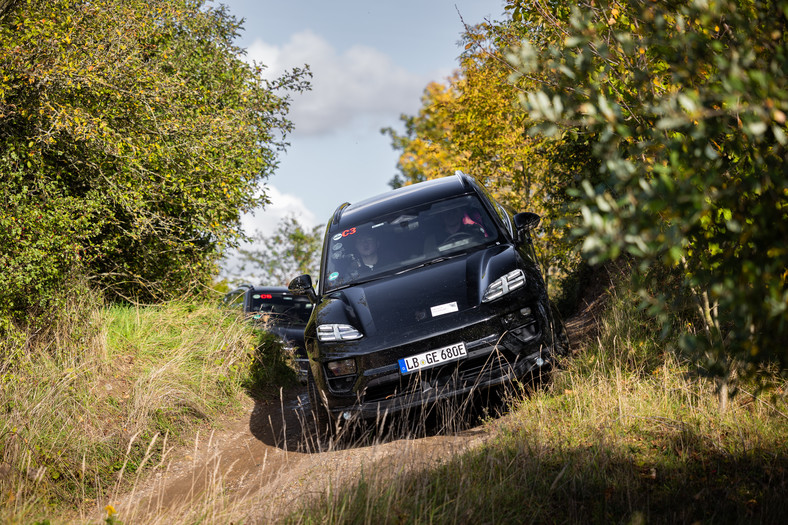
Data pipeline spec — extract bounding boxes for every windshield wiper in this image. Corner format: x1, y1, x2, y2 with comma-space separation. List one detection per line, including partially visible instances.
326, 253, 468, 290
397, 253, 466, 275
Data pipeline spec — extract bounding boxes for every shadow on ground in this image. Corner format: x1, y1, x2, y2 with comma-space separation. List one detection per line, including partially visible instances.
247, 379, 546, 455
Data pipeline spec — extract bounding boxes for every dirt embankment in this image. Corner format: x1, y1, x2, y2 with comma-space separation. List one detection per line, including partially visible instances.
109, 273, 609, 523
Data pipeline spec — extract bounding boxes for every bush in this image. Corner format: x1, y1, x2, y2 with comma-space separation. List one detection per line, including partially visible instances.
0, 0, 310, 321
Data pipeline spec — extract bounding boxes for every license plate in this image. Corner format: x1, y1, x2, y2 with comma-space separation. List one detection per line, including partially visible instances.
398, 342, 467, 375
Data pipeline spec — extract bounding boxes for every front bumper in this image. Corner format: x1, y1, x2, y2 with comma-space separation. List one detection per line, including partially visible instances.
318, 310, 550, 422
352, 345, 548, 421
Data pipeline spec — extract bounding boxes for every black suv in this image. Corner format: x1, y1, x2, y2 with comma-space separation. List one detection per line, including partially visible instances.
289, 172, 568, 428
224, 285, 313, 382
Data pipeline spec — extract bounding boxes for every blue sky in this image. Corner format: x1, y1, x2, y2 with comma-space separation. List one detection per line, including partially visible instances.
218, 0, 505, 278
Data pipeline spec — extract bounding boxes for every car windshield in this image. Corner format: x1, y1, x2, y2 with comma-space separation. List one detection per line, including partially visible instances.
323, 194, 499, 292
249, 293, 313, 326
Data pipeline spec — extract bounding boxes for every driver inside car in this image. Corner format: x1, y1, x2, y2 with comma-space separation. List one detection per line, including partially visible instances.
424, 204, 486, 254
353, 230, 381, 274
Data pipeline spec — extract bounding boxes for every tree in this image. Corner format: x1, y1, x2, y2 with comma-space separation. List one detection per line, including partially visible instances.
0, 0, 310, 322
508, 0, 788, 401
236, 215, 323, 287
383, 18, 596, 295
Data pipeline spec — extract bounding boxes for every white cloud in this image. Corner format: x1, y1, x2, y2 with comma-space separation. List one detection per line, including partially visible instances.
241, 185, 319, 235
245, 30, 431, 135
220, 185, 320, 281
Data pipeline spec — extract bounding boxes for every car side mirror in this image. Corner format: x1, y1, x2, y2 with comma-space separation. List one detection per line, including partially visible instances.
513, 212, 540, 244
288, 274, 318, 303
513, 212, 540, 232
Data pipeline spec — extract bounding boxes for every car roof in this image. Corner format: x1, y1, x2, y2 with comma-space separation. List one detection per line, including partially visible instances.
328, 172, 476, 232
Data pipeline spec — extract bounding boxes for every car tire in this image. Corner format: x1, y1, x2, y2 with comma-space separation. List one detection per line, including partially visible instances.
307, 367, 333, 436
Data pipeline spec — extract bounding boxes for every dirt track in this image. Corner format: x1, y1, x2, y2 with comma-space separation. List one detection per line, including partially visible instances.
110, 385, 494, 523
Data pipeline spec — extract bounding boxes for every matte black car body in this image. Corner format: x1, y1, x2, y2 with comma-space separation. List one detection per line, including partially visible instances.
289, 172, 567, 425
223, 285, 313, 381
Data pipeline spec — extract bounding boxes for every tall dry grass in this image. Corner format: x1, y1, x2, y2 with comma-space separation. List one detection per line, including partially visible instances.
0, 297, 261, 524
275, 284, 788, 524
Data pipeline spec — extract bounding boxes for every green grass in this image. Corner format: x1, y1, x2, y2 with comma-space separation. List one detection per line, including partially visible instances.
0, 299, 288, 524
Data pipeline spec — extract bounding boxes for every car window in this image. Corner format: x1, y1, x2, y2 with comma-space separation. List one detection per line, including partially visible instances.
472, 181, 513, 237
323, 194, 499, 291
223, 287, 247, 308
249, 293, 313, 325
494, 201, 514, 237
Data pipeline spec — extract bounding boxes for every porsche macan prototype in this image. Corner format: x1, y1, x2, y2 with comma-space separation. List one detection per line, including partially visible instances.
289, 171, 568, 429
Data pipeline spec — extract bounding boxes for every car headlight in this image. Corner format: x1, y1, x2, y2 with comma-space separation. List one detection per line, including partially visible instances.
482, 269, 526, 302
317, 324, 364, 342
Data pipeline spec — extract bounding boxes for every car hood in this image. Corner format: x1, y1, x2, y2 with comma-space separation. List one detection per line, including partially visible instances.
314, 244, 538, 351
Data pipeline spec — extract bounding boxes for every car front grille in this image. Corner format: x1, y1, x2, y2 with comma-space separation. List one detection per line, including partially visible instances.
361, 345, 519, 404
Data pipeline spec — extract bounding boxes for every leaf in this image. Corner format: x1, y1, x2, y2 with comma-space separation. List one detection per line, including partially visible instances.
746, 121, 767, 136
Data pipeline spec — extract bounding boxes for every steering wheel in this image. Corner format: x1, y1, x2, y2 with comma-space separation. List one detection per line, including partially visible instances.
440, 232, 473, 246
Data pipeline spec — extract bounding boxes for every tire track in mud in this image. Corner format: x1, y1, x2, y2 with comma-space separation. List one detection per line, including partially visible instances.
108, 387, 489, 523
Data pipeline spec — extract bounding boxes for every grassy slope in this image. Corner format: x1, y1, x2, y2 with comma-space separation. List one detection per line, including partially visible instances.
0, 300, 287, 524
287, 281, 788, 524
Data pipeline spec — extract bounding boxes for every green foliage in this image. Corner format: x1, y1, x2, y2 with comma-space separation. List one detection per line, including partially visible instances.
244, 329, 299, 396
236, 214, 323, 286
0, 0, 310, 320
508, 0, 788, 388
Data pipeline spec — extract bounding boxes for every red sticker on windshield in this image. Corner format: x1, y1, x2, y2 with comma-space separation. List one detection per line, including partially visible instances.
342, 228, 357, 237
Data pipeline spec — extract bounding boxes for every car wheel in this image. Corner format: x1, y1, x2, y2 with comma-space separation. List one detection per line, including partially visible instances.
307, 367, 332, 435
